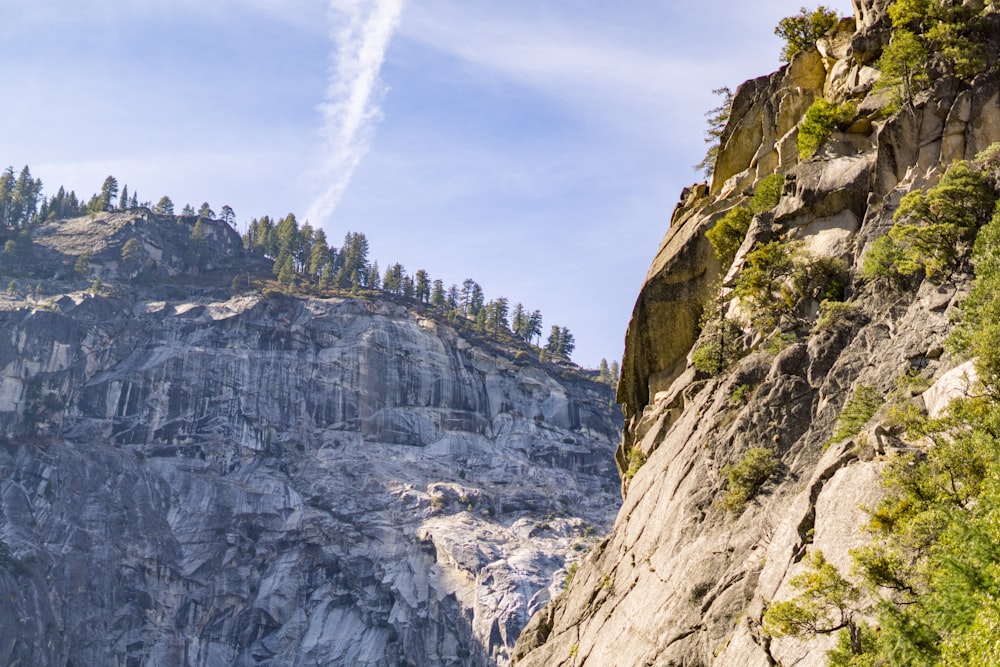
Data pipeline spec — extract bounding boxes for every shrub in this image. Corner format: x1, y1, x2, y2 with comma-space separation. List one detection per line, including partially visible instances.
828, 384, 882, 444
750, 173, 785, 214
774, 5, 840, 63
861, 235, 908, 283
731, 383, 755, 405
721, 447, 777, 513
692, 317, 744, 376
563, 562, 579, 592
869, 160, 996, 282
706, 207, 752, 267
733, 241, 798, 331
973, 142, 1000, 187
797, 99, 857, 159
814, 300, 859, 331
763, 550, 865, 659
624, 448, 647, 480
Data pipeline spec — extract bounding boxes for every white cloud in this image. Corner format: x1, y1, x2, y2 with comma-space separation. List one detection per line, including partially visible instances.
305, 0, 405, 226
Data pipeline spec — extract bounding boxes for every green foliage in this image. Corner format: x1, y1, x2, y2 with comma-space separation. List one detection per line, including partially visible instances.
877, 0, 989, 111
750, 173, 785, 214
861, 235, 909, 283
814, 300, 860, 332
563, 562, 579, 592
950, 207, 1000, 395
774, 5, 840, 63
624, 448, 647, 481
875, 29, 930, 111
846, 397, 1000, 666
706, 207, 752, 267
866, 160, 996, 283
841, 203, 1000, 661
733, 240, 797, 330
692, 316, 744, 376
731, 383, 755, 405
695, 87, 734, 178
829, 385, 883, 444
733, 241, 845, 334
721, 447, 777, 513
798, 99, 857, 159
764, 550, 861, 637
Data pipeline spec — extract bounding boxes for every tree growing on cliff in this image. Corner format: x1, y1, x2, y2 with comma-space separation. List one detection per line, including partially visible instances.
694, 87, 733, 178
155, 196, 174, 216
774, 6, 839, 62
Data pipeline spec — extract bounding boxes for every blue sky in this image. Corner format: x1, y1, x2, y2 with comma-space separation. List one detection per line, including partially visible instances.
0, 0, 854, 368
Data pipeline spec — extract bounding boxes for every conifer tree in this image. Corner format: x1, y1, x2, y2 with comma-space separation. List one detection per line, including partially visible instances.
511, 303, 526, 339
446, 284, 460, 310
598, 358, 610, 384
309, 228, 329, 279
414, 269, 430, 304
366, 260, 380, 290
0, 167, 15, 227
98, 175, 119, 212
155, 196, 174, 216
120, 185, 129, 210
430, 279, 445, 307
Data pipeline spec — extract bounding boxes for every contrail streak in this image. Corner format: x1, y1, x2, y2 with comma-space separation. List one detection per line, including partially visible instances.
307, 0, 404, 225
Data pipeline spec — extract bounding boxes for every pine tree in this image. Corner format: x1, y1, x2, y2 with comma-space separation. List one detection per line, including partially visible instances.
0, 167, 15, 227
511, 303, 526, 339
309, 228, 329, 279
694, 87, 734, 178
155, 197, 174, 215
430, 279, 445, 307
546, 326, 562, 355
401, 275, 415, 300
190, 219, 207, 271
198, 202, 215, 219
486, 297, 509, 337
598, 358, 610, 384
366, 261, 380, 290
120, 185, 129, 210
559, 327, 576, 359
461, 279, 478, 316
526, 310, 543, 345
413, 269, 430, 303
98, 176, 119, 212
181, 203, 195, 216
220, 205, 235, 226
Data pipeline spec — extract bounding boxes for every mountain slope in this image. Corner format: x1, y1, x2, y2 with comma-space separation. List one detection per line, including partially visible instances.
0, 213, 621, 666
514, 2, 1000, 665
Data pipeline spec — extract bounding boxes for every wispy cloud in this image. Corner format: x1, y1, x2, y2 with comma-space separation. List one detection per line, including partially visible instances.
306, 0, 405, 226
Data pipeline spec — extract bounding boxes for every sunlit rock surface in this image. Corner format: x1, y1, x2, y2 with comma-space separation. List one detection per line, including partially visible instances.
0, 274, 621, 666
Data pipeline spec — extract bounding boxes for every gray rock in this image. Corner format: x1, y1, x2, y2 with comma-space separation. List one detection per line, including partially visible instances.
0, 286, 621, 666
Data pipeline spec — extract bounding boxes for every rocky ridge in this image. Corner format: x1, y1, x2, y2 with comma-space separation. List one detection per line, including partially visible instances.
514, 2, 1000, 665
0, 213, 622, 666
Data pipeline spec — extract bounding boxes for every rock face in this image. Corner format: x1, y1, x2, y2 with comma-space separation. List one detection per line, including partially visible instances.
0, 217, 621, 666
514, 3, 1000, 666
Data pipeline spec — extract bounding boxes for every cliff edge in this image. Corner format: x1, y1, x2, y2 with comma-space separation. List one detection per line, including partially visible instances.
515, 1, 1000, 665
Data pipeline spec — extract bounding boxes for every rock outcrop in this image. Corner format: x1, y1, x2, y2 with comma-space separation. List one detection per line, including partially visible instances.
0, 215, 622, 666
514, 2, 1000, 666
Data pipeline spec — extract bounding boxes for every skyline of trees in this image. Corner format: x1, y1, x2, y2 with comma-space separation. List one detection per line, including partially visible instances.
0, 164, 615, 367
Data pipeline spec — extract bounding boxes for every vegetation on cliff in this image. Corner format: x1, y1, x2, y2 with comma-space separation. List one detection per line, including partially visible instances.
0, 164, 604, 366
763, 149, 1000, 666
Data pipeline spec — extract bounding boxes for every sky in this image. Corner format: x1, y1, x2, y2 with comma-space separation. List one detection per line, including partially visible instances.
0, 0, 855, 368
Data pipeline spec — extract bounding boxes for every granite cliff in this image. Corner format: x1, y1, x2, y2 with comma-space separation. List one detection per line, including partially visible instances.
0, 212, 621, 665
514, 1, 1000, 665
